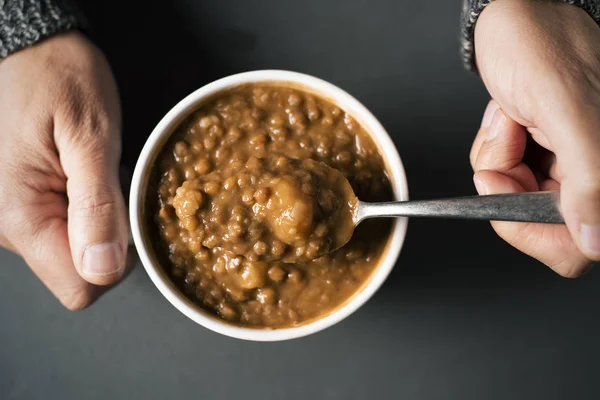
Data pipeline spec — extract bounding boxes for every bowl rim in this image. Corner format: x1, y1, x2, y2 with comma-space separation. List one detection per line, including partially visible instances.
129, 69, 409, 341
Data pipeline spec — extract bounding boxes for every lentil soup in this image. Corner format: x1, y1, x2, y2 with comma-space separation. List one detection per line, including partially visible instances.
146, 83, 393, 328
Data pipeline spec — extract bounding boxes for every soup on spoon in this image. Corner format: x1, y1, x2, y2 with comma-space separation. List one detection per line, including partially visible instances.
171, 155, 357, 263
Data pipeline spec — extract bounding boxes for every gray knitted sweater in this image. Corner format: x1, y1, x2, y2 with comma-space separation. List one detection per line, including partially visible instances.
0, 0, 84, 58
1, 0, 600, 66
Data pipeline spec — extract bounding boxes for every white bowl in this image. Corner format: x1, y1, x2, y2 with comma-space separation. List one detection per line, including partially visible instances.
130, 70, 409, 341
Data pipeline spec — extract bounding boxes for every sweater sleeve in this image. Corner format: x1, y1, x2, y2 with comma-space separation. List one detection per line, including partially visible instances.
0, 0, 86, 59
460, 0, 600, 71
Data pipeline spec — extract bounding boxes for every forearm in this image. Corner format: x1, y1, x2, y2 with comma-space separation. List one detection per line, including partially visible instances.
461, 0, 600, 71
0, 0, 85, 59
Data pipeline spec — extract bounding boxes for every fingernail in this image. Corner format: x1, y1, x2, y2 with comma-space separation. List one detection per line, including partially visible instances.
474, 178, 487, 195
481, 101, 499, 128
486, 108, 505, 141
580, 224, 600, 257
82, 242, 123, 276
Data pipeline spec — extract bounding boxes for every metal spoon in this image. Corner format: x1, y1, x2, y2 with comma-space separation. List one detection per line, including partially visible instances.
354, 191, 563, 225
309, 191, 565, 260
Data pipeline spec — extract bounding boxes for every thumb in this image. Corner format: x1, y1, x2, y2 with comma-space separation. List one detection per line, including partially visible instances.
58, 127, 128, 285
538, 92, 600, 261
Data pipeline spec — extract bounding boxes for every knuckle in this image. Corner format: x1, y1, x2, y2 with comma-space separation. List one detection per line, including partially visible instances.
71, 188, 118, 219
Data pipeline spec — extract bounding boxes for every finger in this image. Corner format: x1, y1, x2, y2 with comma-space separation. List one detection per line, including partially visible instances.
6, 195, 101, 310
56, 119, 128, 286
531, 151, 561, 183
470, 127, 488, 171
536, 88, 600, 260
474, 107, 538, 191
470, 100, 499, 169
526, 126, 553, 151
474, 170, 591, 277
540, 178, 560, 192
544, 154, 564, 183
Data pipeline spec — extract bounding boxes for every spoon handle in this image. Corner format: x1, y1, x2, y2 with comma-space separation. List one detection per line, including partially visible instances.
357, 191, 564, 224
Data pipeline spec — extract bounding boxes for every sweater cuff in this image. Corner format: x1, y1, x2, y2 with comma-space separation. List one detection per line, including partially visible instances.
0, 0, 86, 59
460, 0, 600, 72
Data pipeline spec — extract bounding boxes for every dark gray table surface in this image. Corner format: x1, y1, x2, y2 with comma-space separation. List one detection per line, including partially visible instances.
2, 1, 599, 399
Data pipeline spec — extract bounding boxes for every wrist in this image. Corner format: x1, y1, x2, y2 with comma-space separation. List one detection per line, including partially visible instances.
462, 0, 600, 72
475, 0, 599, 67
